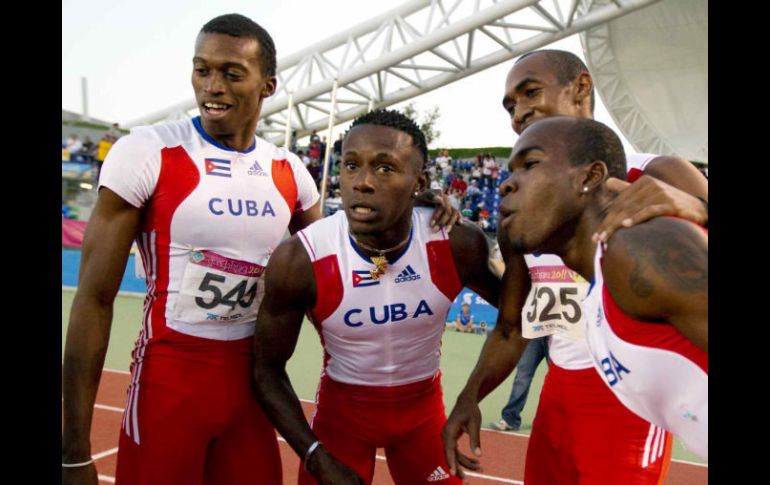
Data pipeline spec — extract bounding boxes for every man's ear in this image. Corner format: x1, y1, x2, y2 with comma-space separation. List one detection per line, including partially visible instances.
572, 71, 593, 108
261, 77, 277, 99
577, 161, 608, 195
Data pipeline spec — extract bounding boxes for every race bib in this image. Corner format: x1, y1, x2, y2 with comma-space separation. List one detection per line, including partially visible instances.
172, 250, 265, 325
522, 265, 588, 340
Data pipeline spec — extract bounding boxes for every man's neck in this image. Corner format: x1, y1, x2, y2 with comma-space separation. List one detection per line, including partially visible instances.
201, 119, 258, 152
349, 217, 412, 263
553, 206, 604, 282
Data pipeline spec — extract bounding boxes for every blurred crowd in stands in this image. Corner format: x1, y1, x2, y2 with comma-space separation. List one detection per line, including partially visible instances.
62, 123, 124, 220
62, 122, 123, 176
62, 125, 704, 235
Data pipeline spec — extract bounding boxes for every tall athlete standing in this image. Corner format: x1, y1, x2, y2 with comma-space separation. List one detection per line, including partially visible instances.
444, 49, 708, 484
61, 14, 321, 485
252, 109, 528, 485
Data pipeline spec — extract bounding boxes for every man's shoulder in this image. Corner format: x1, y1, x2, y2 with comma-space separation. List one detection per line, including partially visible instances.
601, 216, 707, 323
603, 217, 706, 290
608, 217, 703, 257
298, 210, 345, 238
447, 220, 488, 254
256, 138, 314, 179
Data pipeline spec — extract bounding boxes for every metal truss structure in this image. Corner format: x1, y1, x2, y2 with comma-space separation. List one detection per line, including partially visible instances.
126, 0, 662, 145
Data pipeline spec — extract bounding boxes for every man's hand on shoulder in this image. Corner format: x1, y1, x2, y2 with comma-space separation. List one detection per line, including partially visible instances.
414, 189, 463, 233
594, 175, 708, 244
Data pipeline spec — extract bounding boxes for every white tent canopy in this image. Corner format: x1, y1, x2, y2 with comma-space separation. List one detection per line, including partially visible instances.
580, 0, 707, 163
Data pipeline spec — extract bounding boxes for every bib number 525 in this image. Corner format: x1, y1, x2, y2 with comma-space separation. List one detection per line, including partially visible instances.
525, 286, 581, 324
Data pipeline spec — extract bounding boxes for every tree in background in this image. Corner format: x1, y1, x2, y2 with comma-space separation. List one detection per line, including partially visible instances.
402, 102, 441, 147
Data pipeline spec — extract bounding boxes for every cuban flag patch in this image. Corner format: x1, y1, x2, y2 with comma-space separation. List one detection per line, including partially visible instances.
352, 270, 380, 287
205, 158, 231, 178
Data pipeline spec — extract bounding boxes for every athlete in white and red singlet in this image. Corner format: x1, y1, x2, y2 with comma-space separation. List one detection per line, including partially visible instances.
62, 15, 322, 485
103, 115, 319, 484
252, 110, 511, 485
444, 50, 708, 484
583, 233, 708, 461
501, 116, 707, 471
518, 153, 683, 483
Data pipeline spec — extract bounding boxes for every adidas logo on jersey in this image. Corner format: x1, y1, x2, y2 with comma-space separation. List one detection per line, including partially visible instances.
395, 265, 421, 283
247, 160, 267, 176
427, 466, 450, 482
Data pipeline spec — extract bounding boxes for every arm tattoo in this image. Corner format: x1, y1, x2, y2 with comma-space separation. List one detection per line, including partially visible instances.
623, 222, 707, 298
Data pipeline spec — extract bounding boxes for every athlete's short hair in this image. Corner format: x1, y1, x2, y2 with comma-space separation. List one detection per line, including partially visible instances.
347, 109, 428, 168
559, 117, 626, 179
516, 49, 595, 113
201, 13, 277, 77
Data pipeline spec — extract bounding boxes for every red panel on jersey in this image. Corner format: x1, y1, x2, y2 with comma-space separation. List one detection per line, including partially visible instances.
143, 146, 200, 338
426, 240, 462, 302
601, 285, 707, 373
271, 159, 299, 214
627, 167, 644, 183
310, 255, 344, 325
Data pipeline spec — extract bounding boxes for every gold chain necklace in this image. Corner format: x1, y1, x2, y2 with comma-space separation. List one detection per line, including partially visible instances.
349, 226, 411, 280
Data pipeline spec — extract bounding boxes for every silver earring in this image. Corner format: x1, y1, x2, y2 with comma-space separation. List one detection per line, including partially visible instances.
582, 186, 588, 192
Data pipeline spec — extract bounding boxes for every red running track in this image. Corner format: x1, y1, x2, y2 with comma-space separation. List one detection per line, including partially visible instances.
76, 369, 707, 484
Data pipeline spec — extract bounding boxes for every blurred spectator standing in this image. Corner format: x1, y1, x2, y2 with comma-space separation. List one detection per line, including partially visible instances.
430, 174, 443, 191
448, 188, 462, 210
461, 201, 473, 219
66, 134, 83, 155
307, 157, 321, 185
482, 153, 496, 186
451, 174, 468, 196
325, 188, 342, 216
470, 161, 481, 182
299, 149, 311, 167
106, 122, 122, 140
319, 136, 327, 161
308, 140, 321, 162
94, 135, 114, 182
81, 136, 96, 158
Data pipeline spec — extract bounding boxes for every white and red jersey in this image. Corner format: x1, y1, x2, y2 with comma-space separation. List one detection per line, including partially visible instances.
582, 238, 708, 461
522, 153, 657, 369
99, 116, 319, 343
297, 208, 462, 387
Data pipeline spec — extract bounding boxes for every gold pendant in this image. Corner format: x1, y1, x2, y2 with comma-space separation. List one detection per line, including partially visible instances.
370, 255, 388, 280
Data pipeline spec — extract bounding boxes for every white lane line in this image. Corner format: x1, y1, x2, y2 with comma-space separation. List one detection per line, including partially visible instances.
62, 286, 145, 298
95, 403, 125, 413
103, 368, 130, 375
93, 447, 119, 460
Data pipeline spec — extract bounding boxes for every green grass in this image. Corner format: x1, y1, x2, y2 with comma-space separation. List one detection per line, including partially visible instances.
61, 290, 703, 463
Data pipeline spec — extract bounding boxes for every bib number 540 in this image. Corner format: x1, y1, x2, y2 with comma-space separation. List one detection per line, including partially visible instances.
195, 272, 258, 310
